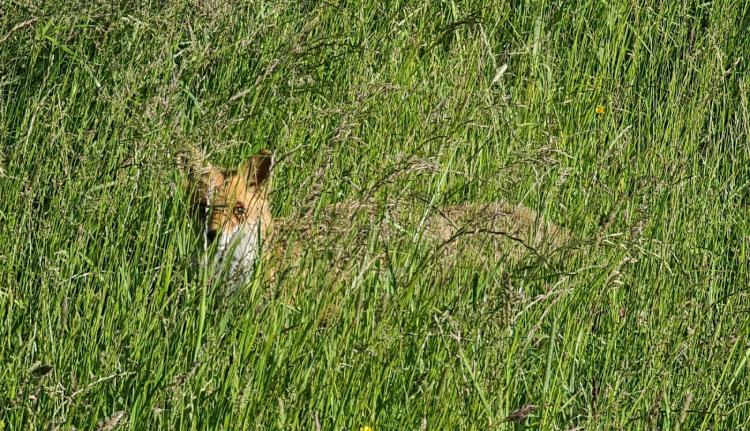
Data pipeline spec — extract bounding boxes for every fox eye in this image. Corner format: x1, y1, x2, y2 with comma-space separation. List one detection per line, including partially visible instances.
233, 204, 246, 216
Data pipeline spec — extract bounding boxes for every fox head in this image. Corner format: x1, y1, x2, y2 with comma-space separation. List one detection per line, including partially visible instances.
182, 149, 274, 283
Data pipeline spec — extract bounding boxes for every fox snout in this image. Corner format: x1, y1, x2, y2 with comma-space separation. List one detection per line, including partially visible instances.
193, 204, 233, 242
205, 206, 234, 239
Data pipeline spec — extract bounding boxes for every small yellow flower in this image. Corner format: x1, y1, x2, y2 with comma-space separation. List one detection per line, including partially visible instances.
360, 427, 374, 431
595, 105, 605, 116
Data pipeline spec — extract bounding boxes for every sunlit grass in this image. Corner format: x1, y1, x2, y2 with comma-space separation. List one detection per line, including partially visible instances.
1, 1, 748, 429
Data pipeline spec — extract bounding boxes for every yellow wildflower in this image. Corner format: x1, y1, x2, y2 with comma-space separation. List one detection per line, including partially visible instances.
595, 105, 605, 116
360, 427, 374, 431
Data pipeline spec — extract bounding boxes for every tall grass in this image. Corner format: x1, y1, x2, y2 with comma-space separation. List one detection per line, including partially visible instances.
1, 0, 748, 429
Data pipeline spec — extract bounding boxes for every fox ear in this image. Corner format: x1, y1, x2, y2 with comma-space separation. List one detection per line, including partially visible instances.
177, 147, 215, 205
177, 146, 209, 180
241, 149, 274, 187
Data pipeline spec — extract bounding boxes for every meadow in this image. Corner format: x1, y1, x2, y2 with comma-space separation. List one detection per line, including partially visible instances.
1, 0, 749, 429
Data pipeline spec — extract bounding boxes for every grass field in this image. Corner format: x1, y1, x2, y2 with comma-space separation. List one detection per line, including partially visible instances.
2, 0, 749, 429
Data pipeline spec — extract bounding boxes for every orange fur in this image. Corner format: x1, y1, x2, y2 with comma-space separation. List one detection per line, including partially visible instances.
183, 149, 568, 288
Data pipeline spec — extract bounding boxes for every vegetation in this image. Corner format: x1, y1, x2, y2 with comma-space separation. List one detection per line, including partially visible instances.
1, 0, 748, 429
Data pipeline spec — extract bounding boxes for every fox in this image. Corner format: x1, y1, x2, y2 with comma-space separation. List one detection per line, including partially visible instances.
181, 148, 274, 285
181, 148, 568, 286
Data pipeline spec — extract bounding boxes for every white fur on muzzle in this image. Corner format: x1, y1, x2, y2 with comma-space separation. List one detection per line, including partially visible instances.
211, 222, 261, 287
